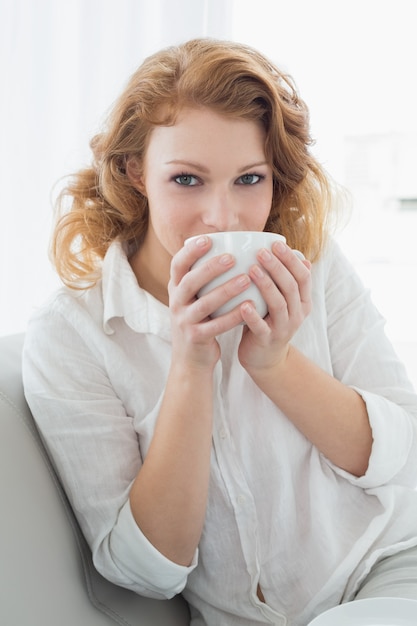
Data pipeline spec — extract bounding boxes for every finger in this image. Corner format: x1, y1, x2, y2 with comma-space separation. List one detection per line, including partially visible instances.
188, 305, 247, 339
272, 242, 312, 307
170, 235, 212, 287
188, 273, 252, 323
249, 262, 290, 321
174, 251, 238, 308
258, 243, 311, 309
240, 301, 270, 335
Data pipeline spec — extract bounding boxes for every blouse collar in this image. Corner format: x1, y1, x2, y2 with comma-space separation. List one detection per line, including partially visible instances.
101, 241, 171, 340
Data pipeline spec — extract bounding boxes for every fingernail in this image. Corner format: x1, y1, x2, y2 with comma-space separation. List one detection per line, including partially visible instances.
273, 241, 286, 254
259, 248, 272, 261
219, 253, 234, 265
236, 274, 251, 287
195, 236, 208, 247
251, 264, 264, 278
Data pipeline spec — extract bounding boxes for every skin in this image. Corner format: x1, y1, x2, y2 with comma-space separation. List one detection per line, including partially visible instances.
127, 107, 373, 572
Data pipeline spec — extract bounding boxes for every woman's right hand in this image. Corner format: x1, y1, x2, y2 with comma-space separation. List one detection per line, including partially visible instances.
168, 235, 251, 369
130, 234, 251, 566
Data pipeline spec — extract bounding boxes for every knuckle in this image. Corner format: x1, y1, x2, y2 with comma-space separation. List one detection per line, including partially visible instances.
275, 300, 289, 315
187, 325, 204, 343
203, 257, 219, 276
286, 280, 299, 297
223, 279, 241, 298
194, 296, 211, 318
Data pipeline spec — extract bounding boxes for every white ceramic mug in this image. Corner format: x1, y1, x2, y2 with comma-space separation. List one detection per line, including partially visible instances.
185, 231, 303, 319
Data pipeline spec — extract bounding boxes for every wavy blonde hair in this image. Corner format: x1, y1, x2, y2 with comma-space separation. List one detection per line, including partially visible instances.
52, 38, 335, 288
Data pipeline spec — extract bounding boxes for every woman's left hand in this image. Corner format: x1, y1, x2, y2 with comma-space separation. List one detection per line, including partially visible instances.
238, 239, 312, 376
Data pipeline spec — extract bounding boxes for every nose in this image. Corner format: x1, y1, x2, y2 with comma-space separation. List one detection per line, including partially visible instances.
201, 188, 239, 232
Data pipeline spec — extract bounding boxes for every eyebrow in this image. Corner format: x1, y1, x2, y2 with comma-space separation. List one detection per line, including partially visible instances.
165, 160, 269, 174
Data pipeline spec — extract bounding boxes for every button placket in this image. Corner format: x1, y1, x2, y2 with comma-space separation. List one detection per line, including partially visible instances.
210, 359, 288, 625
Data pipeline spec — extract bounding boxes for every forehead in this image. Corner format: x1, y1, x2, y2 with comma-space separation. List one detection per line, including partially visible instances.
145, 107, 267, 159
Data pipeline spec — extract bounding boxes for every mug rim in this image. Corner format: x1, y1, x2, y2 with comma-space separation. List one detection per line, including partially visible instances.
185, 231, 286, 245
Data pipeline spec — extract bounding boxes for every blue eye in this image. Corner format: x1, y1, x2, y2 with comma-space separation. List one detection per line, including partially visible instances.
237, 173, 263, 185
174, 174, 199, 186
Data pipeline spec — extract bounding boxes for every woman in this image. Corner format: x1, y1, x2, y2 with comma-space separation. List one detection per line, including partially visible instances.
23, 38, 417, 625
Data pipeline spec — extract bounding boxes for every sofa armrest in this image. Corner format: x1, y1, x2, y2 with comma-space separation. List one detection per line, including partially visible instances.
0, 333, 190, 625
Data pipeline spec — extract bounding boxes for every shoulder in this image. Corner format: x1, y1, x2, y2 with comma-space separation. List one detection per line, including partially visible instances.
23, 283, 105, 369
313, 237, 365, 289
29, 282, 103, 332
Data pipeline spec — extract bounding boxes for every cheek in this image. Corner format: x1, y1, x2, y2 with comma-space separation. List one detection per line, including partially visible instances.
244, 190, 273, 228
146, 187, 174, 222
154, 201, 191, 228
261, 187, 274, 222
147, 193, 194, 244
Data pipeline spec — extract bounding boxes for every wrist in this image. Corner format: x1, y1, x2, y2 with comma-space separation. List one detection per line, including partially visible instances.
170, 356, 217, 382
245, 343, 291, 384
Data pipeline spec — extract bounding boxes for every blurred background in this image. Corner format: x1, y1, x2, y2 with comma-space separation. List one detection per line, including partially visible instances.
1, 0, 416, 384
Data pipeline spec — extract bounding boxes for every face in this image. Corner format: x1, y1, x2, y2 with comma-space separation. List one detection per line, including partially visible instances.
129, 107, 273, 291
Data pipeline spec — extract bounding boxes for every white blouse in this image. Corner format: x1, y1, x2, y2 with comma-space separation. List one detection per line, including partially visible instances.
23, 239, 417, 626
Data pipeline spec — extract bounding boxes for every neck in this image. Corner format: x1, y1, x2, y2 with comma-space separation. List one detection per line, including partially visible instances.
130, 240, 170, 306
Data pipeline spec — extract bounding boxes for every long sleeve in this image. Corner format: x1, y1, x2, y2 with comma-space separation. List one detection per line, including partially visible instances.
22, 293, 197, 599
321, 241, 417, 488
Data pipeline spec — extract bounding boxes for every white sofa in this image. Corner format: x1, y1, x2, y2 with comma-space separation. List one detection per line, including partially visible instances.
0, 333, 190, 625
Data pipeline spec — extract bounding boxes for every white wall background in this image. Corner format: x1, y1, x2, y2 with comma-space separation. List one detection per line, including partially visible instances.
232, 0, 417, 384
1, 0, 416, 382
0, 0, 234, 336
